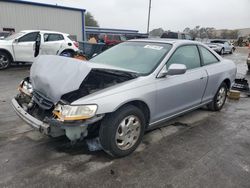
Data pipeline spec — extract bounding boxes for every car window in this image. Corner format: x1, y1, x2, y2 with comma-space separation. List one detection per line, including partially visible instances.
44, 34, 64, 42
181, 34, 185, 39
199, 46, 219, 65
113, 35, 121, 41
161, 32, 178, 39
167, 45, 201, 70
107, 35, 113, 40
18, 32, 38, 42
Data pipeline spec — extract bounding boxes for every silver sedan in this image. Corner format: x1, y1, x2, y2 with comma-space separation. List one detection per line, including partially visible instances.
12, 39, 236, 157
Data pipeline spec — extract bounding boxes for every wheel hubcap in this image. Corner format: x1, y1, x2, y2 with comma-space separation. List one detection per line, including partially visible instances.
115, 115, 141, 150
0, 55, 9, 69
216, 87, 226, 107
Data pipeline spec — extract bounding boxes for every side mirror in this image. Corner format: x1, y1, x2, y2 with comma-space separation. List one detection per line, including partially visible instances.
14, 39, 18, 43
158, 64, 187, 78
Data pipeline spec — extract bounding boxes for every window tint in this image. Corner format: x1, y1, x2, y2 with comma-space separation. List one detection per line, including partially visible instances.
107, 35, 112, 40
200, 46, 219, 65
18, 32, 38, 42
113, 35, 121, 40
44, 34, 64, 42
167, 45, 201, 70
161, 32, 178, 39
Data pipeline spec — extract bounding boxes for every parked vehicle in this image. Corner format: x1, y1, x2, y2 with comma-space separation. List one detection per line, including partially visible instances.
12, 39, 236, 157
0, 31, 11, 40
161, 31, 192, 40
247, 52, 250, 70
0, 30, 79, 70
207, 39, 235, 55
99, 34, 126, 48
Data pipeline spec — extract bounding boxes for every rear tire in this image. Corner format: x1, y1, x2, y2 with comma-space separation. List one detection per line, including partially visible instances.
0, 51, 12, 70
208, 82, 228, 111
99, 105, 146, 158
220, 48, 224, 55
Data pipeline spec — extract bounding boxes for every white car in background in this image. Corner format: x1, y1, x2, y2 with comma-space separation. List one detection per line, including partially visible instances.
0, 30, 79, 70
207, 39, 235, 55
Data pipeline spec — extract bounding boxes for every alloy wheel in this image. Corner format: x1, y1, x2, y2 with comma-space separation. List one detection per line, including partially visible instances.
216, 87, 226, 108
0, 54, 9, 69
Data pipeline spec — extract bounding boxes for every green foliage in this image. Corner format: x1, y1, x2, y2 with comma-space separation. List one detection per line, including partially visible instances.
85, 12, 99, 27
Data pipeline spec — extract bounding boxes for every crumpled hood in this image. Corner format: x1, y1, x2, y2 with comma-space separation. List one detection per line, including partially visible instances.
30, 55, 91, 103
30, 55, 135, 103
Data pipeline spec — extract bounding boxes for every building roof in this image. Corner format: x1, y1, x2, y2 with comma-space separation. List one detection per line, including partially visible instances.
85, 26, 139, 35
0, 0, 85, 12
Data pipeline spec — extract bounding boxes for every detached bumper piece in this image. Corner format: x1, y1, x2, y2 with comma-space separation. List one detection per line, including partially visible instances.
232, 78, 250, 97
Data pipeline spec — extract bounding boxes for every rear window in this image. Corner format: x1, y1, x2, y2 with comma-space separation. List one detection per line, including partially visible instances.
161, 32, 178, 39
210, 40, 225, 44
44, 33, 64, 42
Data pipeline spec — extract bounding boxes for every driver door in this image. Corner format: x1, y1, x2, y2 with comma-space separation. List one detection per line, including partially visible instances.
154, 45, 208, 122
13, 32, 39, 62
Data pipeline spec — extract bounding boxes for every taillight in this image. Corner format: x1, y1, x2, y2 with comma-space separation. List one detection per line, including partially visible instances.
73, 41, 79, 48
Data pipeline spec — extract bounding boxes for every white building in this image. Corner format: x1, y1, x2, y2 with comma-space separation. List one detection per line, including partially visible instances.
0, 0, 86, 41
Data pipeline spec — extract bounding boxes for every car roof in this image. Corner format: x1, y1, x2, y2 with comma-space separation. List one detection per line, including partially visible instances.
129, 38, 201, 45
20, 30, 68, 35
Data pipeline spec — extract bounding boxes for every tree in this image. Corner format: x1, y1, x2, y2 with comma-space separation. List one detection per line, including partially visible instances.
149, 28, 164, 37
85, 12, 99, 27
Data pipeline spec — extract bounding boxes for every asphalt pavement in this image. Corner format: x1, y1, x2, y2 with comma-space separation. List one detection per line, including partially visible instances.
0, 48, 249, 188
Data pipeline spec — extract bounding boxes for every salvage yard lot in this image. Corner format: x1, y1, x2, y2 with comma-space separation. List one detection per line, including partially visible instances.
0, 48, 250, 188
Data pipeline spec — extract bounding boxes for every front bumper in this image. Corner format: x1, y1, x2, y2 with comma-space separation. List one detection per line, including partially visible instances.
11, 98, 50, 135
11, 98, 104, 140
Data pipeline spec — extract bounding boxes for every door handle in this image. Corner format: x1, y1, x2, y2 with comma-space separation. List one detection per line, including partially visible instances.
200, 77, 205, 80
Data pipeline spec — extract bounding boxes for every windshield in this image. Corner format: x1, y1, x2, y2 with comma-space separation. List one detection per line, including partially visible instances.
4, 32, 25, 41
90, 41, 172, 75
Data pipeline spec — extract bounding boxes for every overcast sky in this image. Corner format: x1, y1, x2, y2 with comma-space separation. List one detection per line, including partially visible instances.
26, 0, 250, 33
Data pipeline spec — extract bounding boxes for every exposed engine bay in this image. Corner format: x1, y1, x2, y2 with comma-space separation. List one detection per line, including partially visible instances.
62, 69, 138, 103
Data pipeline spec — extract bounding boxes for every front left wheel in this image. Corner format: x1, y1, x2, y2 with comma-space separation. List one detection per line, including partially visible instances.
99, 105, 146, 157
0, 51, 11, 70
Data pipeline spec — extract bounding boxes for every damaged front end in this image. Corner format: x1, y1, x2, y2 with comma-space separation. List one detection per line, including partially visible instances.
12, 55, 138, 142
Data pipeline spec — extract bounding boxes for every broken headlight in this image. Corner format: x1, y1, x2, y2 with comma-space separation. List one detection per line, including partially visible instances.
53, 104, 98, 121
18, 77, 33, 96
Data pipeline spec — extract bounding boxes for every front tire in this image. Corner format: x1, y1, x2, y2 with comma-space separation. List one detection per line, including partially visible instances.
220, 48, 224, 55
0, 51, 11, 70
99, 105, 146, 157
208, 82, 228, 111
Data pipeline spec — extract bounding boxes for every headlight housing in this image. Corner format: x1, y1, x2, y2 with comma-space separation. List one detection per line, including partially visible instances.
19, 78, 33, 96
53, 104, 98, 121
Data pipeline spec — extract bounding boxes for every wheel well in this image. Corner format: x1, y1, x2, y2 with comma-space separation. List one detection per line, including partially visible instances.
223, 79, 231, 89
60, 49, 75, 55
0, 49, 13, 62
118, 100, 150, 125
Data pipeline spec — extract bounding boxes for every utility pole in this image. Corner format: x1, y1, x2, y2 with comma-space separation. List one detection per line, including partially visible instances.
147, 0, 152, 34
